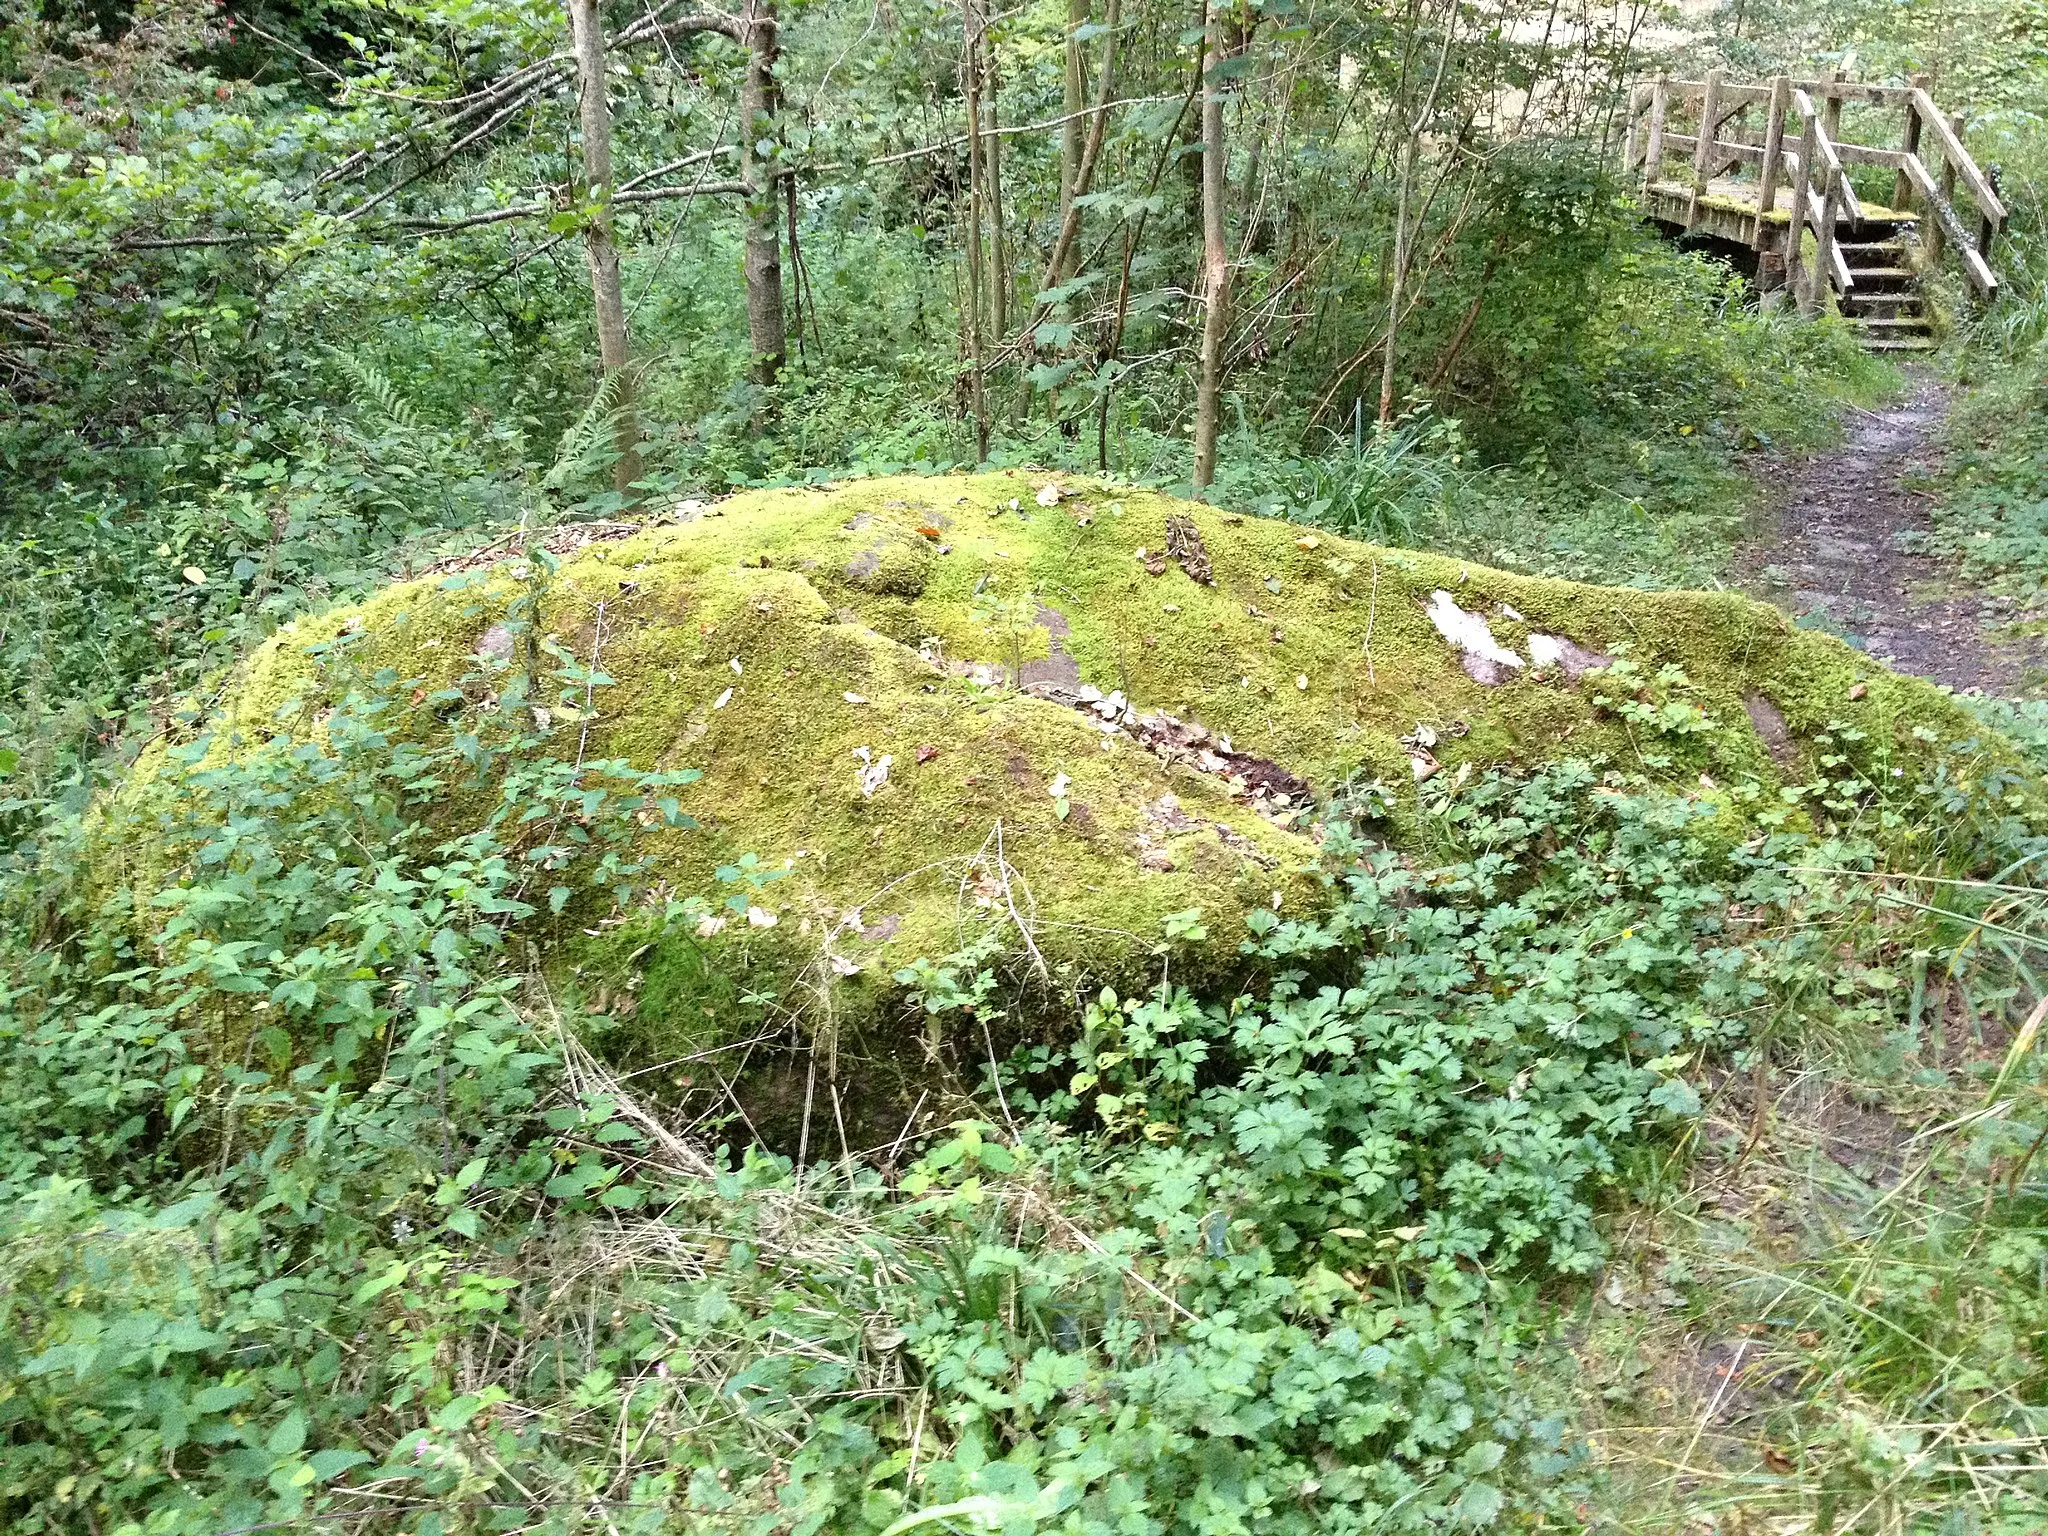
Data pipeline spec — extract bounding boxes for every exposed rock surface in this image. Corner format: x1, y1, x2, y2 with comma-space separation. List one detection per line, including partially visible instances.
102, 473, 2017, 1056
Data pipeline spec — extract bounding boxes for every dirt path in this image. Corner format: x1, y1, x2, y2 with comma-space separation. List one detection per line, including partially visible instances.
1735, 369, 2043, 698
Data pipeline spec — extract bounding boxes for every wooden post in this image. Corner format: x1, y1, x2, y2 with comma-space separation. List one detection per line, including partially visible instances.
1895, 72, 1928, 213
1755, 74, 1788, 247
1642, 74, 1669, 194
1622, 83, 1646, 172
1788, 104, 1816, 313
1980, 163, 2002, 270
1687, 68, 1723, 227
1927, 111, 1959, 267
1821, 65, 1844, 145
1815, 165, 1841, 310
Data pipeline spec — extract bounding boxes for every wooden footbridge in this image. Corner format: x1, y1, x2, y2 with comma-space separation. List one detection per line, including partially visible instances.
1622, 72, 2005, 351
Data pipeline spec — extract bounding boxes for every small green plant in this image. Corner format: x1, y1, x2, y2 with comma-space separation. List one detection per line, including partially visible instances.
1591, 651, 1716, 737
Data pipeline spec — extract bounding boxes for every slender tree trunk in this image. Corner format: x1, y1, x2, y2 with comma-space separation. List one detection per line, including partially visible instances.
1191, 0, 1235, 494
1095, 74, 1199, 470
984, 42, 1008, 346
741, 0, 787, 392
1378, 8, 1455, 426
1036, 0, 1121, 303
1057, 0, 1089, 283
961, 0, 990, 458
566, 0, 642, 502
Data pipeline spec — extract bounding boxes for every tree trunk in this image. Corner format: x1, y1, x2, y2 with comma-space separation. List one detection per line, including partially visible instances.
1036, 0, 1121, 304
1057, 0, 1088, 283
961, 0, 990, 458
1377, 8, 1455, 426
741, 0, 787, 392
984, 41, 1008, 346
566, 0, 642, 502
1191, 1, 1234, 494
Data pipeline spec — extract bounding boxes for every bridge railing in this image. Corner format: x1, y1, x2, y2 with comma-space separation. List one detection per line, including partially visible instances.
1621, 71, 2004, 307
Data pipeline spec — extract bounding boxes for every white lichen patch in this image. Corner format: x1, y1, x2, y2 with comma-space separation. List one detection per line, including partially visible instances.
1426, 590, 1525, 684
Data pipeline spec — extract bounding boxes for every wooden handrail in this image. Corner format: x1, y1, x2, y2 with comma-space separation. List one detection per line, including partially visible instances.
1655, 77, 1917, 107
1899, 153, 1999, 297
1626, 72, 2001, 309
1909, 88, 2006, 225
1791, 88, 1863, 223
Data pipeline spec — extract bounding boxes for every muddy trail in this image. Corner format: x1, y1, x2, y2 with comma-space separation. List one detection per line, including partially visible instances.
1735, 369, 2044, 698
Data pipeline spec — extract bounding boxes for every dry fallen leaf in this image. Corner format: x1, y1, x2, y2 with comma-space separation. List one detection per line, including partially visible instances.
713, 687, 734, 710
915, 744, 938, 763
729, 656, 743, 675
1035, 482, 1061, 507
182, 566, 207, 586
746, 905, 779, 928
843, 691, 870, 704
1295, 674, 1309, 691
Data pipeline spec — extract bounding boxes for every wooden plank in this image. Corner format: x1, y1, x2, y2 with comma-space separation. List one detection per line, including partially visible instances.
1653, 79, 1774, 105
1644, 77, 1914, 107
1708, 101, 1751, 178
1755, 74, 1789, 239
1787, 107, 1815, 311
1911, 88, 2007, 224
1658, 133, 1763, 165
1688, 68, 1724, 227
1980, 165, 2002, 270
1792, 89, 1864, 223
1899, 152, 1997, 295
1641, 75, 1669, 194
1815, 165, 1844, 299
1622, 83, 1648, 170
1894, 73, 1927, 212
1930, 115, 1958, 266
1835, 143, 1908, 169
1790, 79, 1913, 107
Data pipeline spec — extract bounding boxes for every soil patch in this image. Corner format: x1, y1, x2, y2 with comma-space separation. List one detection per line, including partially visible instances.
1736, 369, 2046, 697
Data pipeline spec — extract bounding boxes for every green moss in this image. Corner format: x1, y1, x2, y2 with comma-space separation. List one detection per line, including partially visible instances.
101, 473, 2035, 1062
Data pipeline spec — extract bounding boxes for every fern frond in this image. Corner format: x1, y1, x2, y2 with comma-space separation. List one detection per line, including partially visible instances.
326, 347, 419, 429
545, 372, 626, 492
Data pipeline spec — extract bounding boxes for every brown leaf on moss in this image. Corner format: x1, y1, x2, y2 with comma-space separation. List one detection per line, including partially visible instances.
1165, 513, 1213, 583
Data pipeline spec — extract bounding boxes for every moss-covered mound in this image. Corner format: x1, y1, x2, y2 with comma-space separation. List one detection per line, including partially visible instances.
104, 473, 2019, 1059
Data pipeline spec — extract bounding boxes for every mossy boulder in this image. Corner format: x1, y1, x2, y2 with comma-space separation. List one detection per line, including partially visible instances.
103, 472, 2027, 1065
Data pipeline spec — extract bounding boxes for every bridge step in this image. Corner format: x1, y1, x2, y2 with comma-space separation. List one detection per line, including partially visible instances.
1843, 293, 1926, 318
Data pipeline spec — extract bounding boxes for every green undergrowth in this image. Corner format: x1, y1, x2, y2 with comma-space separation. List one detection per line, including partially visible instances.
1572, 838, 2048, 1531
92, 478, 2038, 1070
3, 632, 2045, 1532
1920, 347, 2048, 642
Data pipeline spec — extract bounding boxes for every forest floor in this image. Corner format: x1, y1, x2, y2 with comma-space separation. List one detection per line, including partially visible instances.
1735, 367, 2047, 697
